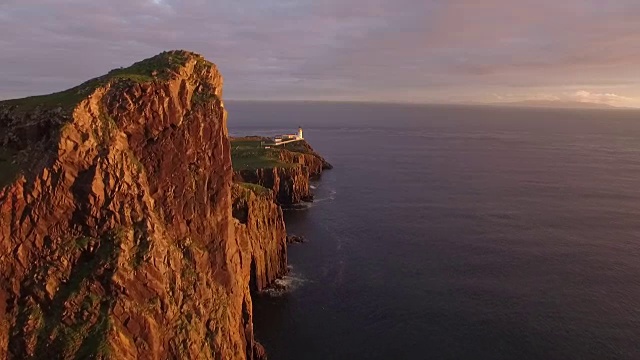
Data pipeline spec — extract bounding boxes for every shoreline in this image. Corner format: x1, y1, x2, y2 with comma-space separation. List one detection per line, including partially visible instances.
230, 136, 332, 296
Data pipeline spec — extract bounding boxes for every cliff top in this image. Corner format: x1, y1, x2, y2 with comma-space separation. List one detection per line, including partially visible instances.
230, 138, 296, 170
0, 50, 222, 189
230, 137, 332, 171
0, 50, 213, 116
0, 50, 255, 360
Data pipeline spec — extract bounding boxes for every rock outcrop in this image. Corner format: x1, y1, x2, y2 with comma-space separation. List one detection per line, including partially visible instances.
275, 141, 332, 178
231, 184, 287, 293
234, 166, 312, 206
232, 140, 332, 206
0, 51, 269, 359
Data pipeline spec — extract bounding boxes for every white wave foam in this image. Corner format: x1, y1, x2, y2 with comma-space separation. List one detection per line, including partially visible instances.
313, 189, 337, 203
283, 203, 312, 211
261, 275, 307, 297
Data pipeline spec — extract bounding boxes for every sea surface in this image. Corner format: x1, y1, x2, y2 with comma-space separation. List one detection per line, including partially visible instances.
226, 101, 640, 360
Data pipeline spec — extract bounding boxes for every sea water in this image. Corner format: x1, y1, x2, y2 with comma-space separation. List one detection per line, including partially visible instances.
227, 101, 640, 360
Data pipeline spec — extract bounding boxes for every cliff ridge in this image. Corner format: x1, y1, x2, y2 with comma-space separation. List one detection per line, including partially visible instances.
0, 51, 266, 359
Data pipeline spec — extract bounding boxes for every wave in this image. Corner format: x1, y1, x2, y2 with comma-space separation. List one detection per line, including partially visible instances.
313, 189, 337, 203
283, 203, 312, 211
261, 274, 307, 297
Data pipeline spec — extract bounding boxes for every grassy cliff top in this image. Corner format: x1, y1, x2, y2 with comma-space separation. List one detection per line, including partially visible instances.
230, 138, 296, 170
0, 50, 211, 115
0, 51, 215, 190
230, 136, 331, 171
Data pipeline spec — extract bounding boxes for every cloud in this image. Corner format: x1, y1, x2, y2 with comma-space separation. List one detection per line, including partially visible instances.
492, 93, 560, 101
572, 91, 635, 106
490, 90, 638, 108
0, 0, 639, 104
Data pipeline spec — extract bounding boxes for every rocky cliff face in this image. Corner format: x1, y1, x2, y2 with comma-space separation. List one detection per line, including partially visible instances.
231, 184, 287, 293
232, 140, 332, 206
276, 141, 332, 178
234, 166, 312, 206
0, 51, 267, 359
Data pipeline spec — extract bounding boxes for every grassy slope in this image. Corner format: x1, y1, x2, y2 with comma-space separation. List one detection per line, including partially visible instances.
279, 140, 313, 154
230, 137, 319, 171
0, 50, 202, 115
0, 51, 211, 189
230, 138, 295, 170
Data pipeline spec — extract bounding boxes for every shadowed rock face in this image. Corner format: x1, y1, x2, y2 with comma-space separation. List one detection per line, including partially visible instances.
232, 184, 287, 293
235, 166, 313, 206
0, 51, 268, 359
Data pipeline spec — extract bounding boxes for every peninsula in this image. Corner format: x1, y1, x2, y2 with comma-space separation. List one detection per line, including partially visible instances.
231, 135, 332, 206
0, 50, 330, 359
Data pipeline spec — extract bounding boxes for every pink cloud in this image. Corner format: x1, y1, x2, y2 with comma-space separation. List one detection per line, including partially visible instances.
1, 0, 640, 102
572, 91, 635, 106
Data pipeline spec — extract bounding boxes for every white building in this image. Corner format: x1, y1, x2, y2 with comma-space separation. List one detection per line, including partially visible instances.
273, 127, 304, 145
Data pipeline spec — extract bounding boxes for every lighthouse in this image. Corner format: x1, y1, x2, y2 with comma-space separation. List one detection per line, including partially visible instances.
297, 126, 304, 140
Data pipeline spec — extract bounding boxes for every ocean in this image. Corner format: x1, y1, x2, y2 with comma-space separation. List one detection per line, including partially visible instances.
226, 101, 640, 360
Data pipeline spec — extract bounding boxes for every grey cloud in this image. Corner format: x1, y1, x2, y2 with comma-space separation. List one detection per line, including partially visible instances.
1, 0, 639, 105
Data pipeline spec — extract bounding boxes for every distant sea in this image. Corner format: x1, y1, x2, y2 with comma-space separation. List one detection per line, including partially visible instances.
226, 101, 640, 360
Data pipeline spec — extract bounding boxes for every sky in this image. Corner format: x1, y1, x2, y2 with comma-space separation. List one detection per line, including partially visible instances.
1, 0, 640, 107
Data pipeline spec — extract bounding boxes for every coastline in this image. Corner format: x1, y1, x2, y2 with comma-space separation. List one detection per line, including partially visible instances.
0, 50, 330, 359
230, 136, 333, 353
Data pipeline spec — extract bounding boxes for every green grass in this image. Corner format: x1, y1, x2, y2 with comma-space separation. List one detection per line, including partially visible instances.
0, 50, 201, 115
127, 150, 144, 173
231, 138, 295, 170
230, 139, 265, 148
74, 236, 92, 250
106, 50, 191, 81
34, 229, 123, 358
238, 182, 271, 196
75, 304, 112, 359
191, 89, 218, 106
132, 223, 151, 270
0, 148, 21, 188
230, 137, 320, 171
281, 140, 313, 154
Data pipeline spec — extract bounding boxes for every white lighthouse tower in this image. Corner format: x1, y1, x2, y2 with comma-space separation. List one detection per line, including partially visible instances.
297, 126, 304, 140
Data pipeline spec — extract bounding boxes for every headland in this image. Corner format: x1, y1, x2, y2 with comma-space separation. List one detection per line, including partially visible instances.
0, 50, 330, 359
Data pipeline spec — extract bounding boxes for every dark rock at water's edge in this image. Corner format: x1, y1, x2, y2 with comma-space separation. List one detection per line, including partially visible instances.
287, 235, 306, 244
253, 342, 268, 360
0, 50, 288, 360
282, 202, 313, 211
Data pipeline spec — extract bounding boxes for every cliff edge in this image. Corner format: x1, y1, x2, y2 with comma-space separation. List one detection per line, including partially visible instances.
231, 137, 332, 206
0, 51, 266, 359
231, 184, 287, 293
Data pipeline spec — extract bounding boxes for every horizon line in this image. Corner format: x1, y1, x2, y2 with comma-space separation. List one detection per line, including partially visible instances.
224, 98, 640, 110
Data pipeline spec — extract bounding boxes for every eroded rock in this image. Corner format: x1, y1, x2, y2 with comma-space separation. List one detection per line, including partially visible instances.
0, 51, 264, 359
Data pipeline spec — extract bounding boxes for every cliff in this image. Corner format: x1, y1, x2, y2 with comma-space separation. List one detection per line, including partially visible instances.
231, 138, 331, 206
0, 51, 267, 359
275, 140, 332, 178
231, 184, 287, 293
234, 166, 312, 206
